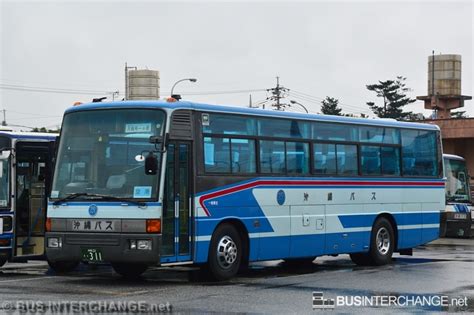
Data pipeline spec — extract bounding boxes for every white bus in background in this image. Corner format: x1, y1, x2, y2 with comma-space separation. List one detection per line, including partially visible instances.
442, 154, 473, 238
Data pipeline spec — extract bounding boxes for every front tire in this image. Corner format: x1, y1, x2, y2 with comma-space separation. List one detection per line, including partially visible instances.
47, 260, 79, 274
207, 224, 242, 281
0, 257, 7, 268
112, 263, 148, 279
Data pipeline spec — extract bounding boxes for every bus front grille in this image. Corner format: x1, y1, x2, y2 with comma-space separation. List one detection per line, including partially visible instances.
65, 234, 120, 246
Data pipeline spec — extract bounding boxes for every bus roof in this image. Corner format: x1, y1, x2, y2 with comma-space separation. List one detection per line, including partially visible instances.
0, 131, 57, 140
65, 100, 440, 131
443, 154, 465, 161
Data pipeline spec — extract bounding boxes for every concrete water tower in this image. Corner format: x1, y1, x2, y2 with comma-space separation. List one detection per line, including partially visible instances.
417, 53, 471, 119
125, 64, 160, 100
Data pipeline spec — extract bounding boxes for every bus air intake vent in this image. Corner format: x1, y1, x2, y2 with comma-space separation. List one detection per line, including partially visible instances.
169, 110, 193, 139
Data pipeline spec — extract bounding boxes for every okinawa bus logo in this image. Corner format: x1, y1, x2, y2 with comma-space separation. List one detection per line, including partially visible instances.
277, 190, 286, 205
88, 204, 98, 216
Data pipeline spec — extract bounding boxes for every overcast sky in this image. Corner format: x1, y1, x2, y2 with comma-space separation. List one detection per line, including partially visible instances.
0, 0, 472, 129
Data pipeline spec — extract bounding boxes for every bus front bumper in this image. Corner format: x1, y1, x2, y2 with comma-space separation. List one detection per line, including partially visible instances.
45, 232, 161, 265
440, 212, 472, 238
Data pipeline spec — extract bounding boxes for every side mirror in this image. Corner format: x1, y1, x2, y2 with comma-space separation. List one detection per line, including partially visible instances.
144, 152, 158, 175
0, 150, 11, 159
149, 136, 163, 144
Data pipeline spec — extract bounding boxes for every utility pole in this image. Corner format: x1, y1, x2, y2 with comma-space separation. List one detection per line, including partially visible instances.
2, 109, 6, 126
267, 76, 289, 111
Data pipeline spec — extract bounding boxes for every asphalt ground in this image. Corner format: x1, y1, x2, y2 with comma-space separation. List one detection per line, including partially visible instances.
0, 236, 472, 314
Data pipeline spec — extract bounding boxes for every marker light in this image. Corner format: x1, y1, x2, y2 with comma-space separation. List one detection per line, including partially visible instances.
45, 218, 52, 232
146, 219, 161, 233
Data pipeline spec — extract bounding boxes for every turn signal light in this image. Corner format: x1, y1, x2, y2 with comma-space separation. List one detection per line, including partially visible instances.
146, 219, 161, 233
45, 218, 52, 232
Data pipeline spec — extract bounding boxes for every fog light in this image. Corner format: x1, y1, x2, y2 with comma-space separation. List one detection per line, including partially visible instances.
129, 240, 137, 250
47, 237, 62, 248
137, 240, 152, 250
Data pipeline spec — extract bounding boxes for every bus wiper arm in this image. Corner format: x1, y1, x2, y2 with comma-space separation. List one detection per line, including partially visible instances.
52, 192, 146, 207
88, 194, 147, 207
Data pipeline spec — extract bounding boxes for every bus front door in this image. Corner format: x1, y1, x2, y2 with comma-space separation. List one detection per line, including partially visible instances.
161, 141, 192, 263
13, 141, 54, 260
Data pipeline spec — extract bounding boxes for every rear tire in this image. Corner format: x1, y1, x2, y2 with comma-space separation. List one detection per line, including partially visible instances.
349, 253, 373, 266
207, 223, 242, 281
350, 217, 395, 266
47, 260, 79, 274
112, 263, 148, 279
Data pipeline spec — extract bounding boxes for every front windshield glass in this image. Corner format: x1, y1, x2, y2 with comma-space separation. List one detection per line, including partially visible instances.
0, 158, 9, 207
51, 109, 165, 200
444, 158, 471, 203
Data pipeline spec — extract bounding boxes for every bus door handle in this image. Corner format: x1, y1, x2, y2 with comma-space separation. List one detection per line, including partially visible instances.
174, 194, 180, 218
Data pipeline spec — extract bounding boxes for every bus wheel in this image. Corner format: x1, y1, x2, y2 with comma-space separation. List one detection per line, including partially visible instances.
112, 263, 148, 279
47, 260, 79, 274
349, 253, 373, 266
368, 217, 395, 265
0, 258, 7, 268
208, 224, 242, 281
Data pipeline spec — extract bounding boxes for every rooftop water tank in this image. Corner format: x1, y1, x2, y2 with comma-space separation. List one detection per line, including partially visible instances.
428, 54, 462, 96
126, 69, 160, 100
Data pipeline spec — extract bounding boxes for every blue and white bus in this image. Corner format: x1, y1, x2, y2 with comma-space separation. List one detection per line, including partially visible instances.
45, 101, 444, 280
442, 154, 473, 238
0, 131, 56, 267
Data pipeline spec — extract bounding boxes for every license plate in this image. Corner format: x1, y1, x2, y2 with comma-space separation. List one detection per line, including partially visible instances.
454, 213, 467, 220
81, 248, 103, 262
71, 219, 116, 232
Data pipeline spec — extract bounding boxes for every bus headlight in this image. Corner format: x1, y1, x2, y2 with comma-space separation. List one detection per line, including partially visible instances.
47, 237, 62, 248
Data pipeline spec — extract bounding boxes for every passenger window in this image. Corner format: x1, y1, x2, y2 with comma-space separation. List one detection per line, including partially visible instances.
231, 139, 256, 174
313, 122, 358, 141
258, 118, 309, 138
361, 146, 381, 175
259, 140, 286, 173
360, 126, 400, 144
381, 147, 400, 175
314, 143, 337, 174
286, 142, 309, 174
204, 137, 230, 173
203, 114, 256, 136
336, 144, 358, 175
402, 130, 438, 176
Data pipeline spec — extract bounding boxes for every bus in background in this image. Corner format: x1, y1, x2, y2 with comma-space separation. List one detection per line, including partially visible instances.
0, 131, 56, 267
442, 154, 473, 238
45, 101, 445, 280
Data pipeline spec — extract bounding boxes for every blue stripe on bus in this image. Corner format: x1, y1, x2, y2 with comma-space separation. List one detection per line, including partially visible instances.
338, 212, 440, 228
195, 177, 445, 197
193, 227, 440, 263
48, 202, 162, 206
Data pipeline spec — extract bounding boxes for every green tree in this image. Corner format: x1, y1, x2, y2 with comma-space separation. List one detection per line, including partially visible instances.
321, 96, 343, 116
451, 111, 467, 118
366, 76, 416, 120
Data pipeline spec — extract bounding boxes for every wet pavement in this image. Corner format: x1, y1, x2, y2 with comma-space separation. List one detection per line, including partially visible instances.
0, 237, 472, 314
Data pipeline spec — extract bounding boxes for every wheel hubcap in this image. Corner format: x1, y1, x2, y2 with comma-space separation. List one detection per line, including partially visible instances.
376, 227, 391, 255
216, 235, 238, 269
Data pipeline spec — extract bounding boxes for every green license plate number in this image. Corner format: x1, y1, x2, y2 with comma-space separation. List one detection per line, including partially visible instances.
81, 248, 103, 262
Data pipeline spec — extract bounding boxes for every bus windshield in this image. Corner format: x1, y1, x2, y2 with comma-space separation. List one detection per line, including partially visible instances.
444, 157, 471, 203
51, 109, 165, 200
0, 157, 9, 207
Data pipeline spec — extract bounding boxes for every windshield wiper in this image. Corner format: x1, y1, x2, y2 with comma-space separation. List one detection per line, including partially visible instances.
52, 192, 146, 207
